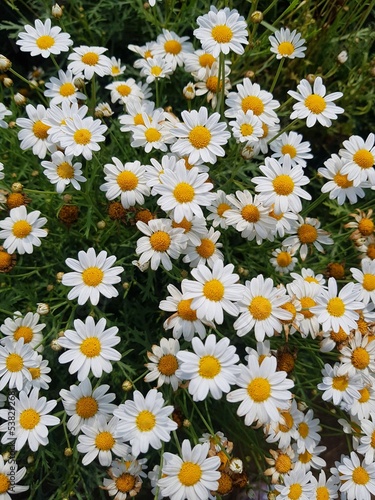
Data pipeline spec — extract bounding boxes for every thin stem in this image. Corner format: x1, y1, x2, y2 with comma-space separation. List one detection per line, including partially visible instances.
155, 78, 160, 109
267, 118, 300, 145
269, 58, 284, 94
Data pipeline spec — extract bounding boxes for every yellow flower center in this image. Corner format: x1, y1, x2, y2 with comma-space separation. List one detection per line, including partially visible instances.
199, 53, 215, 68
173, 182, 195, 203
211, 25, 233, 43
363, 273, 375, 291
247, 377, 271, 402
272, 175, 295, 195
275, 453, 292, 473
0, 473, 10, 494
203, 279, 224, 301
149, 231, 171, 252
111, 66, 120, 75
279, 411, 294, 432
367, 244, 375, 260
281, 301, 296, 322
95, 431, 115, 451
117, 171, 139, 191
29, 367, 41, 379
240, 123, 254, 137
0, 251, 12, 270
33, 120, 50, 139
177, 298, 197, 321
352, 466, 370, 485
57, 161, 75, 179
298, 422, 309, 438
281, 144, 297, 158
19, 408, 40, 430
6, 353, 24, 372
359, 387, 370, 403
116, 473, 136, 493
12, 220, 32, 239
217, 472, 233, 495
297, 224, 318, 244
333, 172, 353, 188
73, 128, 92, 145
81, 266, 104, 286
241, 204, 260, 223
300, 296, 316, 319
59, 82, 75, 97
304, 94, 326, 114
196, 238, 215, 258
36, 35, 55, 50
158, 354, 178, 376
305, 276, 319, 284
144, 49, 153, 59
357, 316, 369, 335
151, 66, 163, 77
352, 347, 370, 369
116, 84, 131, 96
358, 218, 374, 236
199, 355, 221, 378
76, 396, 98, 418
81, 52, 99, 66
217, 202, 231, 217
172, 217, 192, 232
164, 40, 182, 55
80, 337, 101, 357
261, 123, 269, 138
330, 327, 348, 343
276, 251, 292, 267
332, 375, 349, 391
289, 483, 303, 500
249, 296, 272, 320
136, 410, 156, 432
370, 430, 375, 449
13, 326, 34, 343
178, 462, 202, 486
145, 127, 161, 143
327, 297, 345, 317
316, 486, 330, 500
278, 41, 295, 56
353, 149, 374, 169
206, 76, 221, 93
188, 125, 211, 149
241, 96, 265, 115
134, 113, 145, 126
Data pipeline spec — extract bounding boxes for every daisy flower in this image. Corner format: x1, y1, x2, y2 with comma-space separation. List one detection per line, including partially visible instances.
195, 63, 232, 109
77, 415, 130, 466
274, 469, 314, 500
269, 28, 306, 59
0, 206, 47, 255
60, 378, 116, 435
288, 76, 344, 127
114, 389, 177, 457
184, 49, 227, 80
318, 153, 366, 205
293, 443, 327, 474
16, 104, 53, 159
224, 190, 276, 244
295, 409, 322, 454
119, 99, 155, 133
194, 6, 248, 57
158, 439, 220, 500
58, 316, 121, 381
339, 133, 375, 186
270, 247, 298, 274
182, 227, 223, 268
102, 458, 144, 499
152, 29, 193, 70
311, 277, 364, 334
0, 338, 37, 391
229, 110, 263, 144
41, 151, 86, 194
100, 158, 150, 209
270, 131, 313, 167
58, 114, 107, 160
350, 382, 375, 421
0, 311, 45, 352
171, 106, 231, 165
145, 338, 181, 391
170, 216, 207, 246
108, 56, 126, 77
282, 216, 333, 261
135, 218, 187, 271
44, 69, 86, 104
182, 260, 244, 324
105, 78, 144, 105
130, 109, 172, 153
268, 207, 298, 238
45, 100, 88, 145
0, 455, 29, 499
357, 414, 375, 465
252, 156, 311, 215
311, 470, 339, 500
206, 189, 234, 229
290, 267, 326, 287
159, 284, 213, 341
154, 162, 215, 222
16, 18, 72, 58
0, 103, 12, 128
225, 78, 280, 125
287, 280, 321, 338
338, 332, 375, 379
67, 45, 111, 80
233, 274, 291, 341
144, 153, 177, 192
176, 334, 240, 401
62, 247, 124, 306
23, 354, 51, 394
264, 446, 295, 484
351, 259, 375, 305
265, 399, 303, 451
128, 41, 156, 68
337, 451, 375, 500
138, 56, 174, 84
227, 355, 294, 426
317, 362, 362, 407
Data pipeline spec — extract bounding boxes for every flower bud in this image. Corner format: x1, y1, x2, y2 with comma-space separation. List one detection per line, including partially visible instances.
0, 55, 11, 72
14, 92, 26, 106
183, 82, 195, 100
122, 380, 133, 391
37, 303, 50, 315
11, 182, 23, 193
3, 77, 13, 88
250, 11, 263, 23
337, 50, 348, 64
52, 3, 63, 18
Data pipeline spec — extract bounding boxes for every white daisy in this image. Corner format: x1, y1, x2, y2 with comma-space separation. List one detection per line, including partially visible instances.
135, 218, 187, 271
0, 455, 28, 499
182, 259, 244, 324
295, 409, 322, 454
229, 110, 263, 145
357, 414, 375, 465
60, 378, 116, 435
351, 259, 375, 305
350, 382, 375, 421
158, 439, 220, 500
153, 29, 194, 70
317, 362, 362, 407
61, 247, 124, 306
170, 215, 207, 246
268, 207, 298, 238
130, 109, 172, 153
44, 69, 86, 104
290, 267, 326, 287
194, 6, 248, 57
16, 103, 53, 159
128, 41, 156, 68
227, 355, 294, 426
288, 76, 344, 127
58, 316, 121, 381
41, 151, 86, 193
274, 469, 314, 500
270, 247, 298, 274
0, 311, 45, 352
23, 354, 51, 394
108, 56, 126, 77
252, 156, 311, 214
282, 216, 333, 261
339, 133, 375, 186
171, 106, 231, 165
67, 45, 111, 80
176, 334, 239, 402
138, 56, 174, 84
338, 332, 375, 380
287, 280, 321, 338
270, 131, 313, 167
233, 274, 291, 341
206, 190, 234, 229
337, 451, 375, 500
293, 443, 327, 474
0, 206, 47, 255
0, 103, 12, 129
154, 162, 215, 222
269, 28, 306, 59
144, 153, 177, 192
58, 114, 107, 160
310, 470, 339, 500
182, 227, 223, 268
195, 62, 232, 109
100, 158, 150, 209
265, 399, 303, 451
102, 458, 144, 499
16, 18, 72, 58
0, 338, 37, 391
145, 338, 181, 391
119, 99, 155, 133
184, 49, 221, 80
114, 388, 177, 457
45, 100, 88, 145
105, 78, 144, 105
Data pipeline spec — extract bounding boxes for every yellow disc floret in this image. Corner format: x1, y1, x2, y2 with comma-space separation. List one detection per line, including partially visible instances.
247, 377, 271, 402
76, 396, 98, 418
81, 52, 99, 66
249, 296, 272, 320
149, 231, 171, 252
211, 25, 233, 43
178, 462, 202, 486
136, 410, 156, 432
272, 175, 295, 195
278, 41, 295, 56
117, 171, 139, 191
36, 35, 55, 50
304, 94, 326, 114
188, 126, 211, 149
199, 355, 221, 378
82, 266, 104, 286
19, 408, 40, 429
80, 337, 101, 357
203, 279, 224, 301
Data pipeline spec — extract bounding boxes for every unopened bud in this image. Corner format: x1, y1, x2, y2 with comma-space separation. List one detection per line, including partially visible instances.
37, 303, 49, 315
229, 458, 243, 474
56, 271, 64, 283
27, 455, 34, 464
62, 194, 72, 203
183, 419, 191, 428
52, 3, 63, 18
122, 380, 133, 391
11, 182, 23, 193
97, 220, 106, 229
51, 338, 62, 351
244, 70, 255, 79
95, 102, 113, 118
337, 50, 348, 64
183, 82, 195, 100
14, 92, 26, 106
250, 11, 263, 23
306, 73, 316, 84
64, 447, 73, 457
3, 77, 13, 88
2, 452, 10, 461
74, 77, 85, 90
0, 55, 12, 72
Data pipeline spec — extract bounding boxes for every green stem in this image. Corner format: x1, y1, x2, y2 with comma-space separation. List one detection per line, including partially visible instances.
269, 58, 284, 94
90, 75, 96, 116
50, 54, 61, 73
267, 118, 300, 144
301, 192, 329, 216
155, 79, 160, 109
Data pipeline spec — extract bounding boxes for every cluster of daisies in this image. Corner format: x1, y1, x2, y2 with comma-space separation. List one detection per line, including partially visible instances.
0, 2, 375, 499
